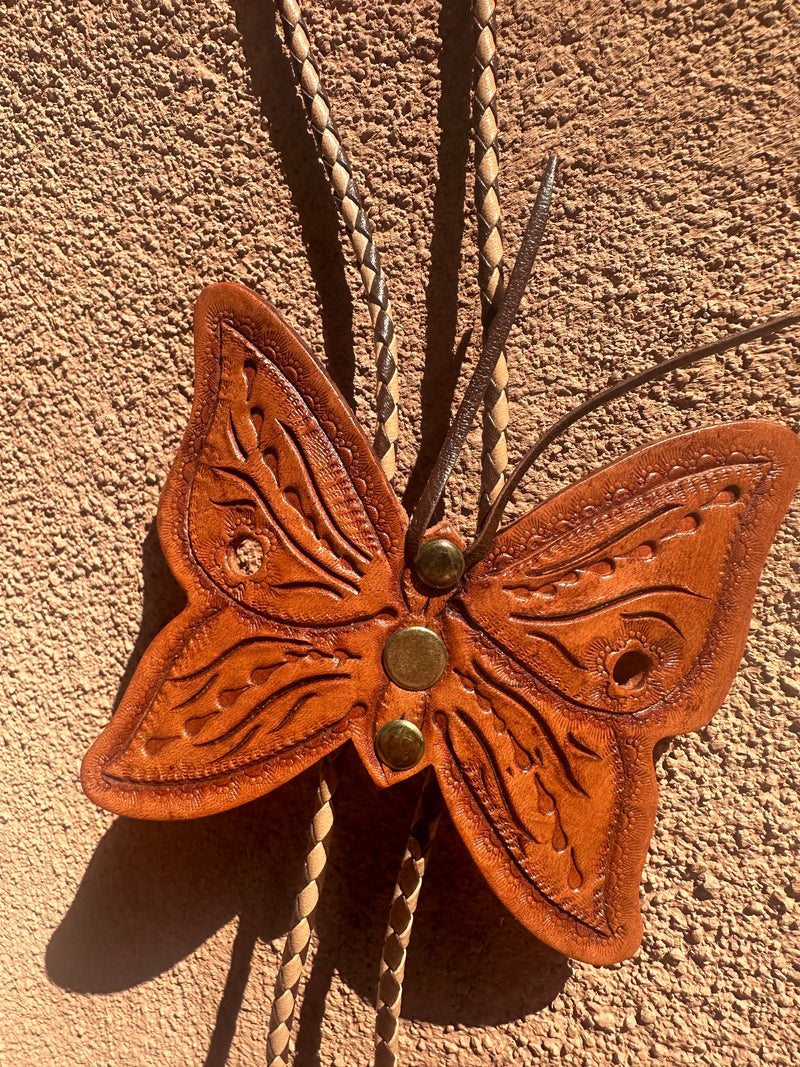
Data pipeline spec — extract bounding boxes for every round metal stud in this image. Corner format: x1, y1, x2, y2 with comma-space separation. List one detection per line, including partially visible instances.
375, 719, 425, 771
382, 626, 448, 691
414, 538, 465, 590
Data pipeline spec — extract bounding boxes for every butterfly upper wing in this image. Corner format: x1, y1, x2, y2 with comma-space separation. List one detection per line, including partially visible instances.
168, 282, 406, 627
82, 283, 407, 819
435, 422, 800, 963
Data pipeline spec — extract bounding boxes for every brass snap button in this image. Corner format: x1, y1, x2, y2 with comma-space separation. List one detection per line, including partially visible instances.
413, 538, 465, 590
375, 720, 425, 771
382, 626, 447, 691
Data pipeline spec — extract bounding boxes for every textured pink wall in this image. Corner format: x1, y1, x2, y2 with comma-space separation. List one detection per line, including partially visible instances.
2, 1, 799, 1064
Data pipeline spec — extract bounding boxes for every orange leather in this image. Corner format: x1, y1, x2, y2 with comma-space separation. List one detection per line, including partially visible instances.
82, 282, 800, 964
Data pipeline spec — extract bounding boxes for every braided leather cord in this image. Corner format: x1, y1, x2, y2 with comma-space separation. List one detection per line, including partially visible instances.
266, 757, 339, 1067
473, 0, 508, 522
374, 771, 444, 1067
270, 5, 509, 1065
374, 10, 507, 1064
276, 0, 401, 481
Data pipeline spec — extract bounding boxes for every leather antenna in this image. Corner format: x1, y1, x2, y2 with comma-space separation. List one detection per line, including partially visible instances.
405, 155, 558, 558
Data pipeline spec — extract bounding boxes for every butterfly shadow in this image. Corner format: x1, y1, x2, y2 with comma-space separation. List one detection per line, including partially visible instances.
48, 745, 569, 1067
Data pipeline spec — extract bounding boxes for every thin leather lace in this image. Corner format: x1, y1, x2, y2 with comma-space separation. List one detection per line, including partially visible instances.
464, 307, 800, 567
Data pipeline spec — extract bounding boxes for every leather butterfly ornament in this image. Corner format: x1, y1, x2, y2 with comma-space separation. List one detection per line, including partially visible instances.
82, 275, 800, 966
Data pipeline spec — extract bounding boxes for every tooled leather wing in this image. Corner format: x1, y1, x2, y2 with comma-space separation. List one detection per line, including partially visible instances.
431, 422, 800, 964
81, 282, 407, 819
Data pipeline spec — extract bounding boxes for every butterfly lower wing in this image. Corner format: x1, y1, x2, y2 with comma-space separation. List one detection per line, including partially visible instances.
431, 615, 644, 962
82, 283, 407, 818
82, 600, 387, 818
441, 422, 800, 962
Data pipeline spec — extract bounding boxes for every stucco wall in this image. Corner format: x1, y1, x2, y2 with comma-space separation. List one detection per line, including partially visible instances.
2, 1, 799, 1065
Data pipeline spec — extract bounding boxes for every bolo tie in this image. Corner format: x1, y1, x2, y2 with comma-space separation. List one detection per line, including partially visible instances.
81, 2, 800, 1064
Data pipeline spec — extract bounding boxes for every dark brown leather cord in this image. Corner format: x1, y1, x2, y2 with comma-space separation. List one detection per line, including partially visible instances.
463, 307, 800, 567
406, 155, 558, 557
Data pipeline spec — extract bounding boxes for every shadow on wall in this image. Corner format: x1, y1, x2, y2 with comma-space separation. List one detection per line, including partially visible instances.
47, 747, 570, 1066
112, 520, 186, 706
232, 0, 358, 405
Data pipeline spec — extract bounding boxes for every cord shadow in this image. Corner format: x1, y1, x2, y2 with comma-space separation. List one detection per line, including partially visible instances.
233, 0, 357, 404
202, 914, 260, 1067
402, 0, 474, 515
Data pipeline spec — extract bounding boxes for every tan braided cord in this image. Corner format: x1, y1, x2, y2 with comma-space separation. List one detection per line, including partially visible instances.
473, 0, 508, 523
268, 5, 510, 1065
374, 771, 445, 1067
276, 0, 401, 481
372, 10, 508, 1064
266, 757, 339, 1067
266, 3, 406, 1062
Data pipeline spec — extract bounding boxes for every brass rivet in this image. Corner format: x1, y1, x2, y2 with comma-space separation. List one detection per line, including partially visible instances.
382, 626, 448, 691
375, 719, 425, 771
414, 538, 465, 590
